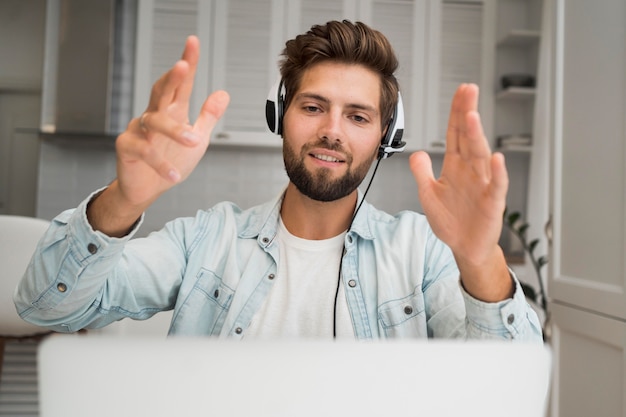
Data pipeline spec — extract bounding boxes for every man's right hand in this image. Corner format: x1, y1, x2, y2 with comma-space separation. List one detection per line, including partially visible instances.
87, 35, 230, 237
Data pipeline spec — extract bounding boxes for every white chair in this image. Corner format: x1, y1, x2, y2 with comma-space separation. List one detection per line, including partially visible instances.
0, 215, 53, 375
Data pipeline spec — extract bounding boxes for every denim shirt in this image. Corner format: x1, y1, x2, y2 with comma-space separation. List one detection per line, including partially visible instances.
14, 189, 542, 341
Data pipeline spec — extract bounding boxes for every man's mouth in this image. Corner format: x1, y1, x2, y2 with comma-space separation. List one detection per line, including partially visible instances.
311, 153, 343, 163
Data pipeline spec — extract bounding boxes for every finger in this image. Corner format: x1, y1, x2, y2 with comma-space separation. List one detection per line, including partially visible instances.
445, 83, 467, 155
465, 110, 491, 158
116, 135, 181, 183
409, 151, 435, 196
144, 59, 189, 112
464, 110, 493, 180
490, 152, 509, 202
134, 112, 202, 146
193, 90, 231, 137
174, 35, 200, 105
156, 60, 190, 110
456, 84, 480, 159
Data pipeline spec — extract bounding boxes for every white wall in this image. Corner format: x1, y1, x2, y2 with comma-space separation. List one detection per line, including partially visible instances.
36, 139, 433, 237
0, 0, 46, 86
0, 0, 46, 217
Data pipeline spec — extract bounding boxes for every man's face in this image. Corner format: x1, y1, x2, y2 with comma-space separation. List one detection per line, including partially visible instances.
282, 62, 383, 202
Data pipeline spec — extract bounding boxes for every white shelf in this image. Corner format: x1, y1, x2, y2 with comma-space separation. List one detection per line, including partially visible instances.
497, 30, 541, 47
496, 87, 536, 100
210, 131, 282, 149
497, 145, 532, 153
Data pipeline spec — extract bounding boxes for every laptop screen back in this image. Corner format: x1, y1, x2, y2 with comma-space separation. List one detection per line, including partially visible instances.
38, 335, 551, 417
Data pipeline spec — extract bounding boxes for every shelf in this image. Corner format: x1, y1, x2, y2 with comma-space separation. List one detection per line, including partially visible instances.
497, 30, 541, 47
210, 131, 282, 148
496, 87, 536, 100
497, 145, 532, 154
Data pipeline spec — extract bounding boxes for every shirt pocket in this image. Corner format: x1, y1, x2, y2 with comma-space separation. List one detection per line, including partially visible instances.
378, 290, 427, 338
169, 268, 234, 336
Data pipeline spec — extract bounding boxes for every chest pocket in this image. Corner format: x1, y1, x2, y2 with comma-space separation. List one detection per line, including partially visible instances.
170, 268, 234, 336
378, 289, 427, 338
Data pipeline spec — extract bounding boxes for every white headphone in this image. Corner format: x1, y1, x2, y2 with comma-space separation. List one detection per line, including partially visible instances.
265, 77, 406, 159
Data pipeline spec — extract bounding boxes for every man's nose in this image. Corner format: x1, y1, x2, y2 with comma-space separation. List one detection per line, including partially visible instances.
318, 110, 344, 143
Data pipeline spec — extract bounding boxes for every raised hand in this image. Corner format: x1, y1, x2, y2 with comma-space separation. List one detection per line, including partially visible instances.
409, 84, 512, 302
87, 36, 229, 237
115, 35, 229, 207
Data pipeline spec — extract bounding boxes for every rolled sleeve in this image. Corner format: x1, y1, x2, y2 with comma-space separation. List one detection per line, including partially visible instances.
13, 187, 144, 330
461, 270, 543, 342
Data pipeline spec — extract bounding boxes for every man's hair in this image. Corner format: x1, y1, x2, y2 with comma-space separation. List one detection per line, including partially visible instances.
279, 20, 400, 132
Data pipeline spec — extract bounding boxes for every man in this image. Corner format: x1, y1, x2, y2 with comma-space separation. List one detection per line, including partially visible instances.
14, 20, 541, 340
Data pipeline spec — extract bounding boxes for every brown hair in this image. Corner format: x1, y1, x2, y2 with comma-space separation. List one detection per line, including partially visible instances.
279, 20, 399, 131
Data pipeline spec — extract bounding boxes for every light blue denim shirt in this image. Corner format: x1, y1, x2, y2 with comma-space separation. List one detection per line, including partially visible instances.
14, 188, 542, 341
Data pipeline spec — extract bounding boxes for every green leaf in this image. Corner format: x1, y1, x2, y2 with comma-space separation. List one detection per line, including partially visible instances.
507, 212, 521, 226
517, 223, 530, 236
528, 239, 540, 254
538, 256, 549, 267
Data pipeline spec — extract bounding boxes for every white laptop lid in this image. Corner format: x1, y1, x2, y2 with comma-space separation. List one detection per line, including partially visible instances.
38, 335, 551, 417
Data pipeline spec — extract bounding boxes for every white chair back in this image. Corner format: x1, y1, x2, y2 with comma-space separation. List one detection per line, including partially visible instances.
0, 215, 51, 336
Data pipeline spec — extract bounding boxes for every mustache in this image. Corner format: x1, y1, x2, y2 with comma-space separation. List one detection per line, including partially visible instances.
305, 138, 346, 153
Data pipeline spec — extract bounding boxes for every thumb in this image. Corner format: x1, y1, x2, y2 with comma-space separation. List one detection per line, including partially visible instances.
194, 90, 230, 137
409, 151, 435, 194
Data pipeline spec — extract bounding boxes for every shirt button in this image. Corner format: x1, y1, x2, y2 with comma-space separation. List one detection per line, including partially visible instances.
347, 235, 353, 243
213, 289, 219, 298
235, 327, 243, 335
261, 237, 270, 244
507, 314, 515, 325
348, 279, 357, 288
404, 306, 413, 315
87, 243, 98, 254
268, 274, 275, 280
57, 283, 67, 293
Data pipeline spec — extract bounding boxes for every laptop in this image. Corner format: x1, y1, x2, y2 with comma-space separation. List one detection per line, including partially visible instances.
38, 335, 551, 417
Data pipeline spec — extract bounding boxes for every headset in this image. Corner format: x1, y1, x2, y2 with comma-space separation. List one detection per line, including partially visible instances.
265, 77, 406, 159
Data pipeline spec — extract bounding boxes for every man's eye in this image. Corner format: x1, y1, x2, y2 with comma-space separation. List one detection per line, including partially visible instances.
304, 106, 320, 113
352, 115, 367, 123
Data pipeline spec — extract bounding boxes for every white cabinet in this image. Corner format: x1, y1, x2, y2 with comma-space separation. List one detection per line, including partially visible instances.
551, 303, 626, 417
547, 0, 626, 415
133, 0, 489, 152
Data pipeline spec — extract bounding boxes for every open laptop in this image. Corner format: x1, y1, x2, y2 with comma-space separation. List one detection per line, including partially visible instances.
38, 335, 551, 417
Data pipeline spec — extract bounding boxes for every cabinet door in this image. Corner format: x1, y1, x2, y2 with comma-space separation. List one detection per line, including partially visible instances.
135, 0, 284, 147
362, 0, 435, 153
548, 0, 626, 319
551, 303, 626, 417
210, 0, 282, 147
286, 0, 358, 37
133, 0, 204, 118
437, 0, 486, 148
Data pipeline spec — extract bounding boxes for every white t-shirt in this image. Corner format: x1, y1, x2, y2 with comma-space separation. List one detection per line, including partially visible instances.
246, 218, 354, 338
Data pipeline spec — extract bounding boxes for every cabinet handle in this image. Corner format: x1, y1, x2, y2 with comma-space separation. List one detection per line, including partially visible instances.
214, 132, 229, 140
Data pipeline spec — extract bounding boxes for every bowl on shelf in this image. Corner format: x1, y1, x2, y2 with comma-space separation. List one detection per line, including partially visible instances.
500, 74, 536, 89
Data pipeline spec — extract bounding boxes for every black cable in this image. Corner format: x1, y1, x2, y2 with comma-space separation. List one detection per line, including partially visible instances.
332, 156, 383, 337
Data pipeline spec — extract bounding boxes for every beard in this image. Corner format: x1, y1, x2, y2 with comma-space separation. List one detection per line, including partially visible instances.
283, 139, 376, 202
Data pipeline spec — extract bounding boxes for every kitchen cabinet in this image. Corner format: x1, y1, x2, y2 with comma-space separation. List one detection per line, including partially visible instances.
547, 0, 626, 415
133, 0, 490, 152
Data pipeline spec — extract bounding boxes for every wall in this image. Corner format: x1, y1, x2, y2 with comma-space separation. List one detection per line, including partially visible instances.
0, 0, 46, 216
36, 139, 433, 237
0, 1, 46, 84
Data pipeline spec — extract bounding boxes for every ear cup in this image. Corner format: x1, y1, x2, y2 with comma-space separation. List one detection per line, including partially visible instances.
378, 92, 406, 159
265, 78, 285, 135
